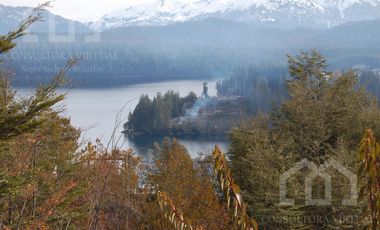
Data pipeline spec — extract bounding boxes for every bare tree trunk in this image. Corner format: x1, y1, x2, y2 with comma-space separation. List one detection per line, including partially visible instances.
32, 148, 36, 218
91, 163, 112, 230
7, 196, 12, 225
65, 218, 71, 230
6, 154, 12, 226
16, 199, 27, 230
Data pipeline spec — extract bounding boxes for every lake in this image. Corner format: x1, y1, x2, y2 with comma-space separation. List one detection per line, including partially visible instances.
15, 80, 229, 159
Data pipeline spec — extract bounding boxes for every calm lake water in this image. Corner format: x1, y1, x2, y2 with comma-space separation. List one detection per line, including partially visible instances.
15, 80, 228, 159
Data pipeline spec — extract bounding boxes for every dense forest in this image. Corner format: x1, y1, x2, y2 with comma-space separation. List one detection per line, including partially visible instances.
125, 91, 198, 135
3, 4, 380, 230
216, 65, 380, 114
216, 66, 288, 114
4, 16, 380, 87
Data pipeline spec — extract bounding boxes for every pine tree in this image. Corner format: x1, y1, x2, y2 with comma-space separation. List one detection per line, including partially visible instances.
273, 50, 375, 161
228, 50, 379, 229
0, 1, 77, 142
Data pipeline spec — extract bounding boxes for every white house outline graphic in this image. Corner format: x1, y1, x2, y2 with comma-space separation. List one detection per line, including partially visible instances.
279, 159, 357, 206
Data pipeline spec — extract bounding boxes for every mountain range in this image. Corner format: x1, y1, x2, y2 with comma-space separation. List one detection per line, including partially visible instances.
1, 1, 380, 33
91, 0, 380, 30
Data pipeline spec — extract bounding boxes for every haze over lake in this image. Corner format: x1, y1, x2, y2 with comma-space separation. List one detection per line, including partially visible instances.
15, 80, 228, 159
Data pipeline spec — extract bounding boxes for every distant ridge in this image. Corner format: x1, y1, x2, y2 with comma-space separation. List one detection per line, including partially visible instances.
91, 0, 380, 30
0, 4, 91, 34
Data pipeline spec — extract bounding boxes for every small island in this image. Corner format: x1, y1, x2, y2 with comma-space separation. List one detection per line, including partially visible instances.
123, 82, 249, 137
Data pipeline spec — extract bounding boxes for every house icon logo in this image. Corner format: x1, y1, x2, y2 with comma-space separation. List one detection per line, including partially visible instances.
279, 159, 357, 206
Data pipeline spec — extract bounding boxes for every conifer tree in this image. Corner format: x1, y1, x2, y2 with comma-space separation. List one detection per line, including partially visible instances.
0, 1, 76, 142
228, 50, 380, 229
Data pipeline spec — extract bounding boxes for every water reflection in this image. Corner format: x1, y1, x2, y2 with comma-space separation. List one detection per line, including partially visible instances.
125, 135, 229, 160
15, 80, 229, 159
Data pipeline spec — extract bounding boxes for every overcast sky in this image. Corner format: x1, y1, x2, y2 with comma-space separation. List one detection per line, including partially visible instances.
0, 0, 164, 22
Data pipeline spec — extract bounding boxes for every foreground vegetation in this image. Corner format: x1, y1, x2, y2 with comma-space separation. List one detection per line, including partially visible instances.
228, 50, 380, 229
2, 4, 380, 230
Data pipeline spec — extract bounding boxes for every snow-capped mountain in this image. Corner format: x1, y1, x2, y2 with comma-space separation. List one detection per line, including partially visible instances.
91, 0, 380, 30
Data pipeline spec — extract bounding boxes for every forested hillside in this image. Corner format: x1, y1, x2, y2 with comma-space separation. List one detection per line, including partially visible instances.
216, 64, 380, 114
4, 18, 380, 87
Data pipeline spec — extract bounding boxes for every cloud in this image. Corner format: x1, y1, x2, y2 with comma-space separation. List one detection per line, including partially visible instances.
0, 0, 156, 22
